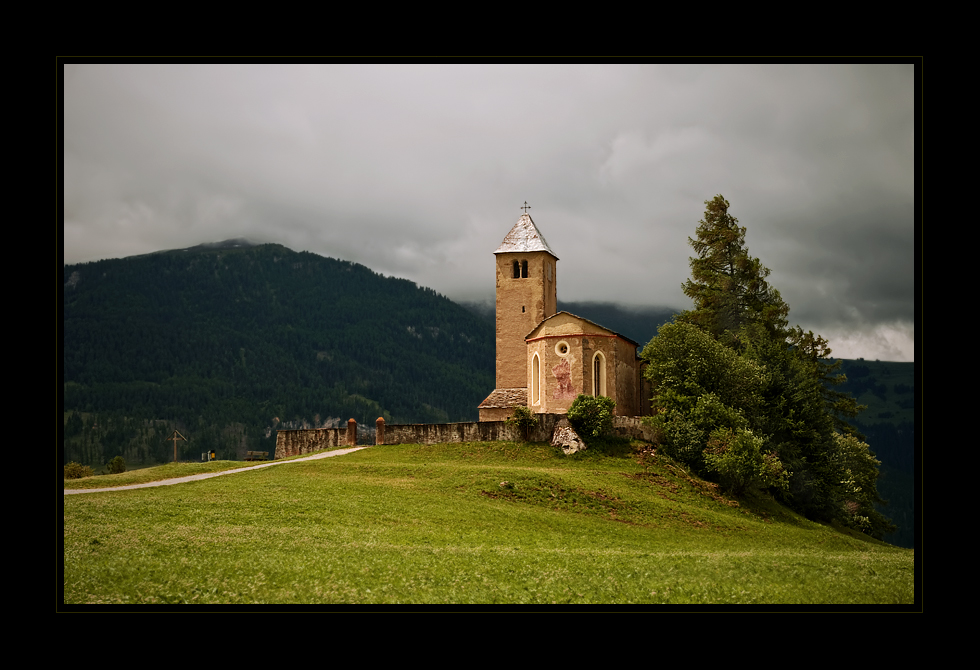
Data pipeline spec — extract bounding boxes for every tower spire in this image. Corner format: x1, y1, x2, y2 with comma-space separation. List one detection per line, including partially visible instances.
494, 210, 558, 259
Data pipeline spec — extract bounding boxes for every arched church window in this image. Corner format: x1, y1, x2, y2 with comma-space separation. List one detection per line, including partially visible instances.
592, 352, 606, 397
513, 261, 520, 278
532, 353, 540, 405
521, 260, 528, 278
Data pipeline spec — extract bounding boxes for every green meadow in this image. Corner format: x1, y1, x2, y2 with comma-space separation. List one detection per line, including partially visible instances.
63, 441, 914, 605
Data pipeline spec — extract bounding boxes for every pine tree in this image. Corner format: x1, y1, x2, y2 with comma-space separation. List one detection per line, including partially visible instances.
679, 195, 789, 347
788, 326, 866, 437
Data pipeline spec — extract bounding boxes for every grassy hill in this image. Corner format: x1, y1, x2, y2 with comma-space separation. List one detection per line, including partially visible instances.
63, 440, 914, 606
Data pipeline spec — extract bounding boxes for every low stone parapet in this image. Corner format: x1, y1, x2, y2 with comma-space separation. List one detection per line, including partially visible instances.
276, 413, 655, 457
274, 428, 345, 459
381, 420, 519, 445
611, 416, 657, 442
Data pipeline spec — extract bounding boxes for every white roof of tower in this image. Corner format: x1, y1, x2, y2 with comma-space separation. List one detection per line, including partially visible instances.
494, 214, 558, 259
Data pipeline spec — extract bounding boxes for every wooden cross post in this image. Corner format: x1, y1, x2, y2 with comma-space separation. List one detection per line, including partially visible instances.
167, 429, 187, 462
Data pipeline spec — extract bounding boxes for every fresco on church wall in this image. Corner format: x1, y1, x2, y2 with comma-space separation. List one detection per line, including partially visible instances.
552, 358, 577, 399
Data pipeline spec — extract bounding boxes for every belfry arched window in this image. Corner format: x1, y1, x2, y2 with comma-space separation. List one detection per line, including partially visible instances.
521, 260, 528, 278
513, 261, 520, 278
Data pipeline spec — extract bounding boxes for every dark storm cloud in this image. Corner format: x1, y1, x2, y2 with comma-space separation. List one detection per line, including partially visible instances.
63, 63, 916, 360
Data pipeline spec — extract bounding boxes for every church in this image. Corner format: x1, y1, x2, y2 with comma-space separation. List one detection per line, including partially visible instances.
478, 212, 651, 421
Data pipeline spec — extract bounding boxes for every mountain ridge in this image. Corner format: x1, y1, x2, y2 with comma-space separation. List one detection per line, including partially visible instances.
63, 241, 494, 460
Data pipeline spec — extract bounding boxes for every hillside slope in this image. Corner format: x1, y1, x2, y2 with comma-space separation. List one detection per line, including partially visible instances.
63, 440, 915, 605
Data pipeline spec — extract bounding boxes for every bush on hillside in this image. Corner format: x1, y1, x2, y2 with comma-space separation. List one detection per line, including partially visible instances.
703, 427, 789, 495
567, 394, 616, 440
64, 462, 94, 480
827, 432, 895, 537
107, 456, 126, 474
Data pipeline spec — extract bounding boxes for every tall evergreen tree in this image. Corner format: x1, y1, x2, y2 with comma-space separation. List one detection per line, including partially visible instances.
679, 195, 789, 347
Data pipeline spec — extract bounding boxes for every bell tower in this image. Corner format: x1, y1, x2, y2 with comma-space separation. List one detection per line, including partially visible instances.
492, 213, 558, 388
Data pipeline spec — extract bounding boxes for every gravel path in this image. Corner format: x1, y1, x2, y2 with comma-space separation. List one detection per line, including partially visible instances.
63, 447, 371, 495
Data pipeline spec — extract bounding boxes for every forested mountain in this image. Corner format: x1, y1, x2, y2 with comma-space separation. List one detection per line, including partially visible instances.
834, 358, 917, 549
63, 241, 494, 463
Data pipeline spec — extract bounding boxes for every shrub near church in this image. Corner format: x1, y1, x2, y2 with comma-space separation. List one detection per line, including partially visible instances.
567, 394, 615, 439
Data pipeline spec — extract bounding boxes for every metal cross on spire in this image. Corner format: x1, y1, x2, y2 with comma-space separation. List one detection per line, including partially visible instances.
521, 201, 531, 214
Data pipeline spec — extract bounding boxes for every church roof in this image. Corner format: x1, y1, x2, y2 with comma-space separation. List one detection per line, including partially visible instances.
478, 388, 528, 409
494, 214, 558, 259
525, 311, 641, 348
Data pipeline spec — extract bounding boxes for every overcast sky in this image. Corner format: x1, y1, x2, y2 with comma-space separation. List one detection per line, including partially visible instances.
63, 63, 917, 362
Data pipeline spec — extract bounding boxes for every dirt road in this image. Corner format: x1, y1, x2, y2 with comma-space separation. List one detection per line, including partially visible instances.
63, 447, 370, 495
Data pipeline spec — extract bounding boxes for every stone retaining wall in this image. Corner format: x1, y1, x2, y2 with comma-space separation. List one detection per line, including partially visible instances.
610, 416, 658, 442
380, 413, 564, 446
275, 427, 346, 459
275, 413, 655, 458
